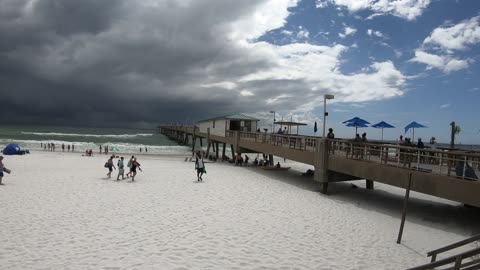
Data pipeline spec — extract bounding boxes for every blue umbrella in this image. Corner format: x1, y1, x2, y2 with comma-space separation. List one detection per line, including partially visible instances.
342, 117, 370, 125
345, 121, 369, 136
371, 121, 395, 141
404, 121, 427, 142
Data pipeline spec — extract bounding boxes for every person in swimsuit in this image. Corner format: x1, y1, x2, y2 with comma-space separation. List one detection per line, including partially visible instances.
105, 157, 116, 178
131, 158, 142, 181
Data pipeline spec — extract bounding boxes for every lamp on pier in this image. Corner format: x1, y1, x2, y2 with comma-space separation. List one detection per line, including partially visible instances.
322, 94, 334, 139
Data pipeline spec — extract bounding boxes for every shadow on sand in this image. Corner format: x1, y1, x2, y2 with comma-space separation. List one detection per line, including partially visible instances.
243, 165, 480, 236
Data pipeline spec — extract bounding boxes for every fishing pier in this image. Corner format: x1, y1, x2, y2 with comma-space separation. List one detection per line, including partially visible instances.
160, 125, 480, 208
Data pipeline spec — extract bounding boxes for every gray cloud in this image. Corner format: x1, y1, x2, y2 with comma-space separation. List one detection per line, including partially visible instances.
0, 0, 406, 128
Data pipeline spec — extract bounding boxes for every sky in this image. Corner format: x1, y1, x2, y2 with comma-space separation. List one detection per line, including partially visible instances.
0, 0, 479, 144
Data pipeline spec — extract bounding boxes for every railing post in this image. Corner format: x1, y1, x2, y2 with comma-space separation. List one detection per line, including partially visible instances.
396, 147, 401, 167
439, 153, 443, 174
462, 156, 467, 180
416, 150, 420, 171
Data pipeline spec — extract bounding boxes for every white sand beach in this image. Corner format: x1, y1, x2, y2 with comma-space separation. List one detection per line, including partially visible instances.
0, 152, 479, 269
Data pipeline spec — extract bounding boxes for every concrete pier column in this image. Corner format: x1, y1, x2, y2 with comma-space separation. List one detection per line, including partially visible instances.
215, 142, 219, 160
366, 180, 374, 190
233, 131, 240, 154
314, 138, 329, 194
230, 144, 235, 160
222, 143, 226, 161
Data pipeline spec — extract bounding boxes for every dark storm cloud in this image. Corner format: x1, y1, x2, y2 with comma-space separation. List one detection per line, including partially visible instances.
0, 0, 407, 128
0, 0, 291, 128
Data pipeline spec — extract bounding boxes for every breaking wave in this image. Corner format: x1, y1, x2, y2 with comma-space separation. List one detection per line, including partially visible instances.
21, 132, 154, 139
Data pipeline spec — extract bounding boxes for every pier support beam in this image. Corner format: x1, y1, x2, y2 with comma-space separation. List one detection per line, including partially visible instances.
230, 144, 235, 160
222, 143, 226, 161
206, 142, 211, 158
314, 138, 329, 194
200, 138, 203, 147
366, 180, 374, 190
215, 143, 219, 161
269, 154, 274, 166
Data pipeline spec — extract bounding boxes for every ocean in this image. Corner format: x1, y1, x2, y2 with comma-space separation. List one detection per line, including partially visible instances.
0, 126, 193, 156
2, 125, 479, 156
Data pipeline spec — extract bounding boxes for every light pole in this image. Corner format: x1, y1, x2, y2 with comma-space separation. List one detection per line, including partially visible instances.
269, 110, 276, 133
322, 94, 334, 138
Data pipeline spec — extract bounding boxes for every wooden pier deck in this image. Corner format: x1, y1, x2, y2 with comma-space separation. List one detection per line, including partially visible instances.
160, 126, 480, 207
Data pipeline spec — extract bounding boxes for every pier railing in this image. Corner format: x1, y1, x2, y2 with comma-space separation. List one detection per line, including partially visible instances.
162, 127, 480, 181
229, 131, 318, 151
230, 131, 480, 181
327, 139, 480, 181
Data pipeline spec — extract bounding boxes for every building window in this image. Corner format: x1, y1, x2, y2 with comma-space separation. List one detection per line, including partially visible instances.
213, 120, 216, 128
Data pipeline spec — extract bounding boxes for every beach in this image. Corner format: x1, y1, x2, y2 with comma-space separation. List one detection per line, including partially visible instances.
1, 151, 479, 269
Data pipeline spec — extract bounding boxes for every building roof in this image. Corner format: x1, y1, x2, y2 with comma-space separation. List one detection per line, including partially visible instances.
274, 121, 308, 126
198, 114, 259, 123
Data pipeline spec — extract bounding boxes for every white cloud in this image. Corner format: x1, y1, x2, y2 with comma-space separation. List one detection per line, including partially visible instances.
410, 50, 470, 73
339, 26, 357, 38
316, 0, 431, 21
296, 27, 310, 39
240, 90, 254, 96
412, 16, 479, 73
440, 103, 450, 109
367, 29, 384, 38
281, 30, 293, 36
423, 16, 480, 51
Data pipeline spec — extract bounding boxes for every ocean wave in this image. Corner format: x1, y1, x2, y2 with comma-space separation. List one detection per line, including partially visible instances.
21, 132, 154, 138
0, 139, 192, 155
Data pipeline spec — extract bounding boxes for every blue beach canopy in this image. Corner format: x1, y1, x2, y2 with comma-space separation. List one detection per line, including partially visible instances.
344, 119, 369, 136
3, 143, 21, 155
372, 121, 395, 141
404, 121, 427, 142
342, 117, 370, 125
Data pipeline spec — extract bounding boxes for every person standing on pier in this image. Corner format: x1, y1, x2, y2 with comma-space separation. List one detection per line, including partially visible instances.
327, 128, 335, 154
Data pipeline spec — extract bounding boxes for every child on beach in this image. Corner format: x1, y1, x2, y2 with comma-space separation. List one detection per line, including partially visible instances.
195, 152, 205, 181
0, 156, 12, 185
105, 157, 116, 178
131, 158, 142, 181
117, 157, 125, 180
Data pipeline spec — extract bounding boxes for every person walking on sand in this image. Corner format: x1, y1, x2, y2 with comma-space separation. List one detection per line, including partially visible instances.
117, 157, 125, 180
131, 158, 142, 181
105, 157, 116, 178
126, 156, 134, 177
195, 152, 205, 181
0, 156, 11, 185
99, 145, 102, 154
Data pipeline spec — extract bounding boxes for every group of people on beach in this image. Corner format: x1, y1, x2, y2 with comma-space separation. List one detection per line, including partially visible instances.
41, 142, 75, 152
105, 155, 142, 181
